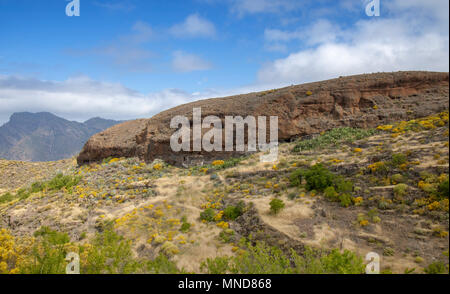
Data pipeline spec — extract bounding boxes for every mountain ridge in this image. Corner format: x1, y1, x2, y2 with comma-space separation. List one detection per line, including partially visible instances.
0, 112, 123, 162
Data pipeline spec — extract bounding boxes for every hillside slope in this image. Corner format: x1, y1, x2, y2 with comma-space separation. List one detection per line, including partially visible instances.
1, 111, 448, 274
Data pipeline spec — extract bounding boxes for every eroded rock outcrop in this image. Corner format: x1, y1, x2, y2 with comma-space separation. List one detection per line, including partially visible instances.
77, 71, 449, 166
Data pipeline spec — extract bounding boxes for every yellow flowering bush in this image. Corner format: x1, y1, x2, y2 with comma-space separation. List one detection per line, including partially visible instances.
212, 160, 225, 166
0, 229, 25, 274
376, 111, 449, 135
427, 201, 441, 211
214, 211, 224, 221
108, 158, 120, 164
216, 221, 229, 229
359, 220, 369, 227
153, 163, 163, 170
377, 125, 393, 131
353, 197, 363, 205
368, 161, 387, 173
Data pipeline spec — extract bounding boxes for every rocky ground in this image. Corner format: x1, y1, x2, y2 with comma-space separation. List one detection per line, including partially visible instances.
0, 111, 448, 274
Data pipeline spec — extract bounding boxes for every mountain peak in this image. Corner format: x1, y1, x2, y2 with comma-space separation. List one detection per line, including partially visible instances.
0, 112, 122, 161
9, 111, 58, 122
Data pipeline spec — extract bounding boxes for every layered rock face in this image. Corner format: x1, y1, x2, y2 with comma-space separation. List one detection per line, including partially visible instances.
77, 71, 449, 166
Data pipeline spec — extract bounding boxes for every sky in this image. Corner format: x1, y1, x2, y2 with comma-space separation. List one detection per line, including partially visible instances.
0, 0, 448, 124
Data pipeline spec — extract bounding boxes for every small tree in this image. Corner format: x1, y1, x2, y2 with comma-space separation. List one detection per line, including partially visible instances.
269, 198, 285, 215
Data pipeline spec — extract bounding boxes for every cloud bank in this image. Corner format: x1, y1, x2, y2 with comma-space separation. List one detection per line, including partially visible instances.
258, 0, 449, 85
0, 75, 209, 124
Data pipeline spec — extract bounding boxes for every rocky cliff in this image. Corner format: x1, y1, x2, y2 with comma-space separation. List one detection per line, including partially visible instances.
77, 71, 449, 166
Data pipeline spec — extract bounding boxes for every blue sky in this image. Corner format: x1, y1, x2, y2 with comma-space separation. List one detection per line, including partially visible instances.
0, 0, 448, 123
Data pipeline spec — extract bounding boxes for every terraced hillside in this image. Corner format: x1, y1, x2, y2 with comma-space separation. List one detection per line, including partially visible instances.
0, 111, 448, 274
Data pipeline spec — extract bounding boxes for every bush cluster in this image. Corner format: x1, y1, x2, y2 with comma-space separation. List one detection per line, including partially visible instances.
290, 164, 354, 207
0, 173, 82, 205
223, 201, 245, 220
200, 208, 216, 222
293, 127, 377, 152
200, 241, 365, 274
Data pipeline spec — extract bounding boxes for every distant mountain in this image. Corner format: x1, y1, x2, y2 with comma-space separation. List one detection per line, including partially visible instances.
0, 112, 123, 161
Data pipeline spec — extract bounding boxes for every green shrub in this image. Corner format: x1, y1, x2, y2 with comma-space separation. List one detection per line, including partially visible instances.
200, 208, 216, 222
180, 222, 191, 232
220, 157, 244, 169
223, 201, 245, 220
393, 183, 408, 197
391, 153, 407, 167
19, 228, 185, 274
302, 164, 334, 191
289, 169, 303, 187
219, 229, 235, 243
16, 188, 31, 200
335, 178, 354, 194
367, 208, 379, 221
293, 127, 377, 152
33, 226, 70, 245
200, 242, 365, 274
423, 261, 448, 274
324, 186, 339, 202
0, 192, 14, 204
200, 256, 233, 274
294, 247, 365, 274
438, 178, 449, 199
83, 229, 140, 274
46, 173, 81, 191
269, 198, 285, 214
161, 241, 179, 257
31, 181, 46, 193
20, 227, 71, 274
391, 173, 405, 184
287, 192, 297, 200
1, 174, 81, 205
145, 254, 185, 274
378, 199, 390, 210
339, 194, 352, 207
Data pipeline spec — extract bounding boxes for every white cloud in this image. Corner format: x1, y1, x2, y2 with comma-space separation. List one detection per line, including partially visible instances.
258, 1, 449, 86
0, 75, 209, 124
265, 20, 342, 46
172, 51, 212, 72
170, 14, 216, 38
